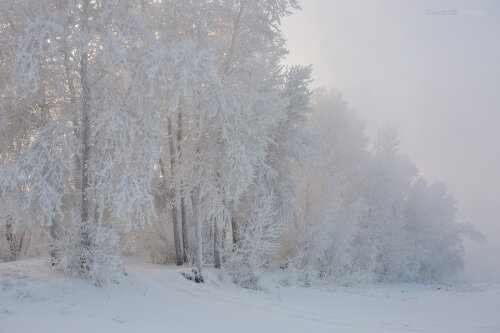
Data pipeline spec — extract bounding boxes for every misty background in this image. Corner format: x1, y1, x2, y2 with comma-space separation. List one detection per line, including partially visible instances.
283, 0, 500, 282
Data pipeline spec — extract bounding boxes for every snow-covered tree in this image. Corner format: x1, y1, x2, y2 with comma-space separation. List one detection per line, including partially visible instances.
283, 88, 482, 285
227, 65, 313, 287
405, 178, 484, 281
0, 0, 161, 284
282, 89, 371, 285
0, 0, 480, 289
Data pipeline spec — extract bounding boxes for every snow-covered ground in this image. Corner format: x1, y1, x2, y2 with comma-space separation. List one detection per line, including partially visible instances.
1, 258, 499, 333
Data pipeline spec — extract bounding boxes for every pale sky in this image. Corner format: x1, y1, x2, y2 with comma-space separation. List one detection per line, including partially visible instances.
283, 0, 500, 282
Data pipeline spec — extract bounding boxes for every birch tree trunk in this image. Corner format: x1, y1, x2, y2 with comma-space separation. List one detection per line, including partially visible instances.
191, 190, 203, 281
224, 2, 245, 238
5, 217, 16, 260
177, 110, 189, 263
213, 223, 222, 269
4, 216, 25, 261
224, 1, 244, 76
49, 217, 59, 266
231, 215, 240, 246
167, 116, 184, 265
79, 0, 93, 270
304, 177, 310, 224
62, 44, 82, 181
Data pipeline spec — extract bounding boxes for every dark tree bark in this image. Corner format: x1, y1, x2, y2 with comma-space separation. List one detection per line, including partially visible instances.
50, 217, 59, 266
167, 117, 184, 265
231, 216, 240, 246
177, 111, 189, 263
191, 190, 203, 279
79, 0, 93, 271
5, 217, 16, 259
5, 217, 25, 261
213, 224, 222, 269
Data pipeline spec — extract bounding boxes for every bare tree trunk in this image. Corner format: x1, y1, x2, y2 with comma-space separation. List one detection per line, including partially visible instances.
49, 217, 59, 266
224, 1, 245, 76
16, 231, 25, 258
167, 116, 184, 265
79, 0, 93, 270
220, 1, 245, 257
222, 226, 226, 252
5, 217, 16, 260
231, 215, 240, 246
180, 196, 188, 262
213, 223, 222, 269
177, 111, 189, 263
304, 175, 310, 225
191, 190, 203, 281
63, 45, 81, 155
4, 216, 25, 261
213, 170, 224, 269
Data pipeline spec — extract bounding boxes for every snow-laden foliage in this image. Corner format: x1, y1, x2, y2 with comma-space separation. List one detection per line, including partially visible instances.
0, 0, 161, 284
283, 90, 482, 286
405, 179, 485, 281
0, 0, 481, 288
